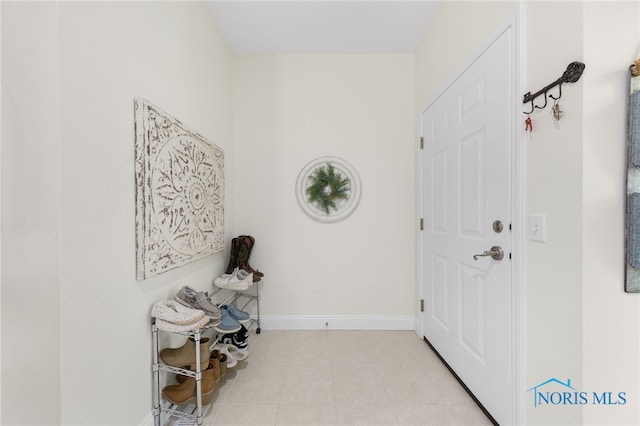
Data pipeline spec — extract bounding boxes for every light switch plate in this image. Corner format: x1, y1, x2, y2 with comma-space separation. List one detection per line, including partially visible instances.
529, 214, 546, 242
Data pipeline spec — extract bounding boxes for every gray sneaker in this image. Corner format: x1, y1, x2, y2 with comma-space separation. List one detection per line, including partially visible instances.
174, 286, 222, 322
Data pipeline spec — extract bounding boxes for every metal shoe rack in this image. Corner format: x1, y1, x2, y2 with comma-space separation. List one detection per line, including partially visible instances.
151, 283, 261, 426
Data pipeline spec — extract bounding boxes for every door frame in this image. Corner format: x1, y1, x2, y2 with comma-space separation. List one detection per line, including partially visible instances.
417, 10, 525, 425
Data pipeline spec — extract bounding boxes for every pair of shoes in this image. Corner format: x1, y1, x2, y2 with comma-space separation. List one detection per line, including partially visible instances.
225, 236, 264, 282
162, 359, 216, 405
176, 349, 228, 384
214, 307, 242, 334
219, 324, 249, 351
213, 267, 253, 291
160, 337, 211, 371
214, 343, 248, 368
174, 286, 222, 324
151, 300, 209, 332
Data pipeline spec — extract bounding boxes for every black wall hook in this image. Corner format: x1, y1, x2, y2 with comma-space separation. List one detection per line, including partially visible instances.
523, 61, 585, 114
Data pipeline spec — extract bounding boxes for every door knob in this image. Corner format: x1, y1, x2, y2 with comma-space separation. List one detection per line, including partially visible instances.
473, 246, 504, 261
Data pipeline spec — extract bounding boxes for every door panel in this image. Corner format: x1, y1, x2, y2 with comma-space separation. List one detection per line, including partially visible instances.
431, 254, 449, 328
460, 263, 486, 363
431, 149, 448, 233
422, 28, 513, 425
460, 130, 485, 238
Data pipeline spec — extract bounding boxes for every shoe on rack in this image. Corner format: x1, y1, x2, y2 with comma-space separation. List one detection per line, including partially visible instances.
214, 344, 237, 369
155, 317, 210, 333
235, 268, 254, 285
213, 267, 252, 291
219, 324, 249, 351
233, 326, 249, 350
221, 304, 250, 324
219, 353, 228, 377
160, 337, 211, 371
238, 235, 264, 280
214, 343, 248, 366
225, 342, 248, 361
174, 286, 222, 322
225, 237, 242, 275
209, 350, 221, 382
176, 350, 227, 384
162, 360, 216, 405
214, 308, 242, 334
151, 300, 206, 325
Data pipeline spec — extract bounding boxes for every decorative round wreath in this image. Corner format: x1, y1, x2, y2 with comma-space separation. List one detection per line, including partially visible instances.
295, 156, 361, 223
305, 163, 350, 215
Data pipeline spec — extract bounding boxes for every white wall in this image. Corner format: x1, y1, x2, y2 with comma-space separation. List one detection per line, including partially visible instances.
524, 2, 584, 425
1, 2, 61, 424
582, 2, 640, 425
232, 54, 416, 330
3, 2, 234, 424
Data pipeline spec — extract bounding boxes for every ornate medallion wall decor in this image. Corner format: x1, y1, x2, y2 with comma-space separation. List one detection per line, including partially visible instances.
135, 99, 224, 280
295, 156, 361, 223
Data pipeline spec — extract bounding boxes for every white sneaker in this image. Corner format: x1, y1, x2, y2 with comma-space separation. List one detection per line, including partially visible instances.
236, 268, 253, 284
213, 267, 253, 290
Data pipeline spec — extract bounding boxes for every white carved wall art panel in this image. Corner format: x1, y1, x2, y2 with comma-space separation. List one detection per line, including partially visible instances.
134, 99, 224, 280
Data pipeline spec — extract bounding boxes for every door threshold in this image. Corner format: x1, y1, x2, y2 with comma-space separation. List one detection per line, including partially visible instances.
423, 336, 499, 426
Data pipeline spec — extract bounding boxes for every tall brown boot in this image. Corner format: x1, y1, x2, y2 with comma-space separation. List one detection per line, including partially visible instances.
225, 238, 239, 274
237, 236, 264, 281
159, 337, 210, 371
162, 360, 216, 405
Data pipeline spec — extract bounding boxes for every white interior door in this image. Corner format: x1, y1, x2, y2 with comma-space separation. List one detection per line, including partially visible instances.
422, 29, 513, 424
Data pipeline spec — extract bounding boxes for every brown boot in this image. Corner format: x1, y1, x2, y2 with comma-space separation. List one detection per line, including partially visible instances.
210, 350, 221, 382
225, 238, 241, 274
162, 360, 216, 405
237, 236, 264, 281
219, 353, 228, 378
176, 350, 225, 384
159, 337, 210, 371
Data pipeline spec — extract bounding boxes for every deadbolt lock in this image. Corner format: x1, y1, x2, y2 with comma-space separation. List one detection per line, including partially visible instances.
493, 220, 504, 233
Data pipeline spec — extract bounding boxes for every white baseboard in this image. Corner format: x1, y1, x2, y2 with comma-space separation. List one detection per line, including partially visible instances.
257, 315, 415, 331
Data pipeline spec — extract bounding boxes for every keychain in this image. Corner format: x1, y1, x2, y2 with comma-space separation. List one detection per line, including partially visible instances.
552, 98, 563, 121
525, 116, 533, 132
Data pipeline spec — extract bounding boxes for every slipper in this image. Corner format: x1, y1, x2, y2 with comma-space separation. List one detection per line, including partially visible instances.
214, 343, 248, 366
214, 344, 238, 368
151, 300, 205, 325
222, 342, 248, 361
155, 316, 210, 333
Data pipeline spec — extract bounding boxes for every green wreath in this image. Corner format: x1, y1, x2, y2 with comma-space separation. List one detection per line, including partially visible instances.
305, 163, 351, 215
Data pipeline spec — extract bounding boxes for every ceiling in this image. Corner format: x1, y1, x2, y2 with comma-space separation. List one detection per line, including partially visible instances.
205, 1, 443, 54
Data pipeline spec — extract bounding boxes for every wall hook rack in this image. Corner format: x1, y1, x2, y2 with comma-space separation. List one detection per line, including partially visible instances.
522, 61, 585, 114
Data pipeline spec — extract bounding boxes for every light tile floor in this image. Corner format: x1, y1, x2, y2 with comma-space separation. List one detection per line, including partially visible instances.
203, 330, 492, 426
